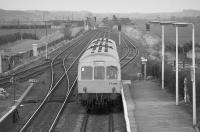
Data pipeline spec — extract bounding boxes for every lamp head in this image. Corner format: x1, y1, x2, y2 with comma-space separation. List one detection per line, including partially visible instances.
149, 20, 160, 24
172, 22, 190, 27
160, 21, 175, 25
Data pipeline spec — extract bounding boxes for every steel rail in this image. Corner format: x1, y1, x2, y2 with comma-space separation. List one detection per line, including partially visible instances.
121, 34, 139, 69
109, 113, 114, 132
49, 31, 92, 90
76, 31, 113, 132
0, 32, 90, 87
19, 30, 97, 132
120, 36, 131, 62
48, 31, 104, 131
80, 113, 89, 132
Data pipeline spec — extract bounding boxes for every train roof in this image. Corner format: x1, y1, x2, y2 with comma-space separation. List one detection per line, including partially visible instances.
79, 38, 119, 62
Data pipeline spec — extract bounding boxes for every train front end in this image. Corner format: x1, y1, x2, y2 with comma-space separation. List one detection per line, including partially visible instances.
77, 38, 121, 107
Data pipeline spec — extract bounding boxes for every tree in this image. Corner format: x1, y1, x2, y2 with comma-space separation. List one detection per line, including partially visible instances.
112, 15, 118, 24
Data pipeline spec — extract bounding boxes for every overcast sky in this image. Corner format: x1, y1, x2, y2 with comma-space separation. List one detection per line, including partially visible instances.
1, 0, 200, 13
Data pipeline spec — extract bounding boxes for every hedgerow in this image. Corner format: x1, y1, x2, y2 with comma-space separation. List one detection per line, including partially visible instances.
0, 32, 38, 45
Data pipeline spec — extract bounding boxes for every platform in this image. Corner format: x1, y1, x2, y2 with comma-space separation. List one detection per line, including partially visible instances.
122, 80, 197, 132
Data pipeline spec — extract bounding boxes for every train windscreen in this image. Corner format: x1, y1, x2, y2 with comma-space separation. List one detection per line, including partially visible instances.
94, 66, 105, 80
81, 66, 93, 80
106, 66, 118, 79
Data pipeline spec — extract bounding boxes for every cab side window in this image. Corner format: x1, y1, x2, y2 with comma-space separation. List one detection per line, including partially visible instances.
106, 66, 118, 79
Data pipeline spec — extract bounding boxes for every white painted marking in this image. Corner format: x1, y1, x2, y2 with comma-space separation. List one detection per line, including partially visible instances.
122, 80, 131, 84
121, 88, 131, 132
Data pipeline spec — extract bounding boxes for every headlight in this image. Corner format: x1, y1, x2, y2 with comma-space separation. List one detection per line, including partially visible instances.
83, 87, 87, 93
112, 87, 116, 93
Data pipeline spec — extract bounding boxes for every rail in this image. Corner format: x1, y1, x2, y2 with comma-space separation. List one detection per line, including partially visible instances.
48, 31, 103, 131
19, 30, 99, 132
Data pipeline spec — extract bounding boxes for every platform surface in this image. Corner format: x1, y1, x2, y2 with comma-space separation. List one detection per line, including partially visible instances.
123, 80, 196, 132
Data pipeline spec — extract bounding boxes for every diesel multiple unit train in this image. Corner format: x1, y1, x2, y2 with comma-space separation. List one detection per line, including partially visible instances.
78, 38, 121, 107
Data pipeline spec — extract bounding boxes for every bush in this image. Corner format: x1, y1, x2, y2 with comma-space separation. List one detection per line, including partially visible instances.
0, 25, 51, 29
22, 33, 38, 40
0, 32, 38, 45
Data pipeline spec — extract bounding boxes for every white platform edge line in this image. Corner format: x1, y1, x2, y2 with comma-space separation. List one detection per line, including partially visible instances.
121, 88, 132, 132
0, 83, 34, 123
195, 126, 199, 132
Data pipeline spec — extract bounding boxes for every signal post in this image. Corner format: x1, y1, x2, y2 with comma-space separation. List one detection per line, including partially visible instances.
141, 57, 147, 80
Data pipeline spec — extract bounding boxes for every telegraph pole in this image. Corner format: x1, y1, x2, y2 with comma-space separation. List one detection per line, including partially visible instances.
34, 22, 37, 40
118, 24, 121, 45
10, 75, 15, 104
0, 53, 2, 73
18, 18, 22, 40
161, 25, 165, 89
45, 21, 48, 36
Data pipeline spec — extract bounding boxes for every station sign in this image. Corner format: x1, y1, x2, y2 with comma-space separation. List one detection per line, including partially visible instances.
29, 79, 38, 83
141, 57, 147, 63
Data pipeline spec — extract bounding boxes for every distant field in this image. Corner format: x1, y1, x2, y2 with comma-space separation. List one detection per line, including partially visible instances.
70, 27, 83, 37
0, 28, 59, 39
135, 21, 200, 45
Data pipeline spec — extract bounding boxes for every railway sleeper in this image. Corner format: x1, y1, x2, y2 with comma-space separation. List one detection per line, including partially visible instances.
47, 97, 66, 103
22, 99, 42, 104
80, 94, 121, 111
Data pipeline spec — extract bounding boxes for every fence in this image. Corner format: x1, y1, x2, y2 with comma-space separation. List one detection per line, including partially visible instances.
146, 59, 200, 104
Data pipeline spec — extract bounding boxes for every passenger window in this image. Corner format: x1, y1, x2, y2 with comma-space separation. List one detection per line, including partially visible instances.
81, 66, 93, 80
94, 66, 105, 80
106, 66, 118, 79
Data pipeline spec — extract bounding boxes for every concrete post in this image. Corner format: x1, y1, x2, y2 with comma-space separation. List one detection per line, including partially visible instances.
84, 20, 89, 31
144, 62, 146, 80
184, 77, 188, 103
0, 55, 2, 73
141, 57, 147, 80
32, 44, 38, 57
119, 32, 121, 45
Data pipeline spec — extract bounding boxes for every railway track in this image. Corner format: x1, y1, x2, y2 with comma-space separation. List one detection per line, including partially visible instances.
0, 31, 93, 87
0, 60, 60, 87
120, 34, 139, 68
48, 31, 107, 131
11, 30, 137, 132
17, 30, 100, 132
49, 31, 95, 90
80, 108, 114, 132
0, 33, 86, 87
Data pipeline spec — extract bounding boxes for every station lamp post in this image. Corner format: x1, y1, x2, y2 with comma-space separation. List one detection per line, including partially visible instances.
149, 21, 174, 90
173, 22, 196, 125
